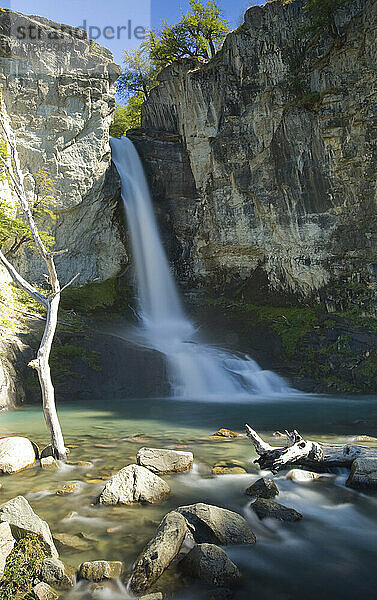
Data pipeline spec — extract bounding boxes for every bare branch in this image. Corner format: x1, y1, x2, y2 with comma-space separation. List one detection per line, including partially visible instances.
0, 250, 48, 307
53, 272, 80, 297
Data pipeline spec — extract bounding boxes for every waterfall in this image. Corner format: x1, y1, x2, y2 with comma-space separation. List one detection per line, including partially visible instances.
111, 136, 291, 400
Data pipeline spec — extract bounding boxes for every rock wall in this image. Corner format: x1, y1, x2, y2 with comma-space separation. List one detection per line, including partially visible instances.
131, 0, 377, 307
0, 8, 125, 285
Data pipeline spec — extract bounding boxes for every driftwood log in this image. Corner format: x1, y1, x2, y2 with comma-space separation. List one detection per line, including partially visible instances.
245, 424, 377, 473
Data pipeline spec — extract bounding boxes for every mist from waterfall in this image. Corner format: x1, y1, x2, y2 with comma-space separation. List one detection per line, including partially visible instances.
110, 136, 291, 400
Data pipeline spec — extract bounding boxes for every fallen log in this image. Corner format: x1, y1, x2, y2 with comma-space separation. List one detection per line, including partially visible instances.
245, 424, 377, 473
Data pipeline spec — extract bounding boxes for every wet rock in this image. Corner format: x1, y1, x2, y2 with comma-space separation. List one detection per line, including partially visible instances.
41, 457, 59, 471
138, 594, 164, 600
181, 543, 241, 587
245, 477, 279, 498
0, 522, 14, 576
213, 429, 243, 438
212, 461, 247, 475
32, 581, 59, 599
177, 503, 256, 545
53, 533, 91, 553
346, 458, 377, 489
0, 437, 37, 474
352, 435, 377, 443
67, 461, 94, 468
56, 482, 81, 495
0, 496, 58, 557
137, 447, 194, 474
251, 498, 302, 522
96, 464, 170, 505
41, 557, 75, 589
286, 469, 320, 482
129, 511, 187, 594
78, 560, 123, 581
41, 446, 53, 459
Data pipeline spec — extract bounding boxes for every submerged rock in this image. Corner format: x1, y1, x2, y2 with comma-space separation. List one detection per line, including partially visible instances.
97, 464, 170, 505
41, 557, 75, 589
0, 522, 14, 576
286, 469, 320, 482
53, 533, 92, 553
212, 461, 247, 475
129, 511, 187, 594
56, 482, 81, 495
32, 581, 59, 600
251, 498, 302, 522
213, 429, 243, 438
346, 458, 377, 489
177, 503, 256, 545
41, 457, 59, 471
181, 543, 241, 587
137, 447, 194, 474
78, 560, 123, 581
138, 594, 164, 600
0, 437, 37, 474
245, 478, 279, 498
0, 496, 58, 557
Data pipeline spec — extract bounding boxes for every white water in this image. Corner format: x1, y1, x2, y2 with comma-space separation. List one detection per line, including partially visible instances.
110, 136, 291, 400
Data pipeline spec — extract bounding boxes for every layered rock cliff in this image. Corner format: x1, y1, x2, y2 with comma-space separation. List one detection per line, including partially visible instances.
131, 0, 377, 310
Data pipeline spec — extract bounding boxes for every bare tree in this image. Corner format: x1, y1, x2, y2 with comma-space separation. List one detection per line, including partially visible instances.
0, 115, 77, 460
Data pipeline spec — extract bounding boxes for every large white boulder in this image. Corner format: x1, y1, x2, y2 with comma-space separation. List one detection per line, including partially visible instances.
0, 496, 58, 557
137, 447, 194, 474
96, 464, 170, 505
0, 437, 37, 474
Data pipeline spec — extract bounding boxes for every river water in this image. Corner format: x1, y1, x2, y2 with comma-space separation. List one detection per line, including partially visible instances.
1, 395, 377, 599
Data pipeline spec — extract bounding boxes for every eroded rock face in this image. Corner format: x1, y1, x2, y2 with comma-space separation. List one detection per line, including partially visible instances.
129, 511, 187, 594
132, 0, 377, 306
136, 447, 194, 474
0, 9, 124, 287
181, 543, 241, 588
0, 437, 36, 474
346, 458, 377, 490
0, 495, 58, 557
177, 503, 256, 545
96, 464, 171, 505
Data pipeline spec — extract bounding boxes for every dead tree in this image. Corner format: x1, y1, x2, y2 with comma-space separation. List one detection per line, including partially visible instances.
245, 424, 377, 473
0, 116, 77, 460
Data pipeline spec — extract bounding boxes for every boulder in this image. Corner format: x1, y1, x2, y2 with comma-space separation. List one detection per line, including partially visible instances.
78, 560, 123, 581
0, 522, 14, 576
137, 447, 193, 474
177, 503, 256, 545
41, 446, 53, 459
245, 477, 279, 499
286, 469, 320, 482
181, 543, 241, 587
346, 458, 377, 489
41, 557, 75, 589
97, 464, 170, 505
251, 498, 302, 522
41, 457, 59, 471
138, 595, 164, 600
53, 533, 92, 553
32, 582, 59, 600
0, 496, 58, 557
0, 437, 37, 474
129, 511, 187, 594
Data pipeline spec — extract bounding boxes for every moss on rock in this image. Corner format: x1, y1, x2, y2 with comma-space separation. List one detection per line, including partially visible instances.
0, 534, 48, 599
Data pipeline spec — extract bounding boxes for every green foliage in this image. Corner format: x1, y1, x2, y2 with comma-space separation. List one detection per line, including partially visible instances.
149, 0, 229, 69
110, 94, 144, 137
303, 0, 353, 37
60, 277, 127, 312
51, 343, 101, 373
117, 45, 157, 101
0, 534, 47, 600
0, 139, 57, 255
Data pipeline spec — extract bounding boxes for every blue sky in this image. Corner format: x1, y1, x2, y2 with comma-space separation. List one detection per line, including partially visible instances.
4, 1, 264, 65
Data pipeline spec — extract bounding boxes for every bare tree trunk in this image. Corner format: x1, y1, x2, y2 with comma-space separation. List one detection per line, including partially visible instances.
245, 424, 377, 473
0, 109, 68, 459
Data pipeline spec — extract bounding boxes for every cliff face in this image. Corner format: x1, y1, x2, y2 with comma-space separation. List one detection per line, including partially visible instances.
132, 0, 377, 308
0, 9, 125, 285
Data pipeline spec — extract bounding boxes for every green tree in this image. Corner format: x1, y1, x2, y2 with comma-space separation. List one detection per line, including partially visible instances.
303, 0, 353, 37
110, 94, 144, 137
117, 44, 157, 102
150, 0, 229, 69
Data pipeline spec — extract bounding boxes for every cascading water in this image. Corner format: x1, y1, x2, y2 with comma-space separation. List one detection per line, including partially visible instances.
110, 136, 291, 399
